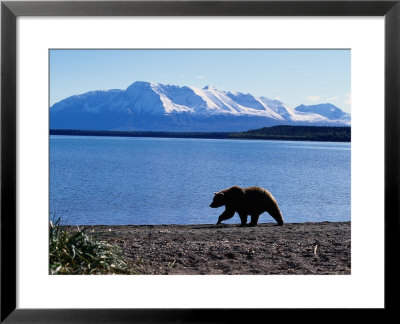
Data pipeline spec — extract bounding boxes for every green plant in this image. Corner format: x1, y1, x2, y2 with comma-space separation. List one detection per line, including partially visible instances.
49, 217, 134, 274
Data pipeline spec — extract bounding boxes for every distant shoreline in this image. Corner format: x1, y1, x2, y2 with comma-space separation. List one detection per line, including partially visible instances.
50, 125, 351, 142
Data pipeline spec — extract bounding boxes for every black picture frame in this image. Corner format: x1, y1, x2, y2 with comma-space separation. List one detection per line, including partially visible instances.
1, 0, 399, 322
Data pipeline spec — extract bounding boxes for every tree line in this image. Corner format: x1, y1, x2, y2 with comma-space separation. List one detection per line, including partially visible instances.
50, 125, 351, 142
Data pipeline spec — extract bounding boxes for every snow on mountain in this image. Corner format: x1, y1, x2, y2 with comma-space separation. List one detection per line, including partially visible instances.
295, 103, 351, 124
50, 81, 350, 132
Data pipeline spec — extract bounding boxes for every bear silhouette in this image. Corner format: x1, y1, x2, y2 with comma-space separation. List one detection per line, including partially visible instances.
210, 186, 284, 226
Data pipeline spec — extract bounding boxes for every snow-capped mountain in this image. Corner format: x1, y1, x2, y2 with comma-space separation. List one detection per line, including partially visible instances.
295, 103, 351, 124
50, 81, 351, 132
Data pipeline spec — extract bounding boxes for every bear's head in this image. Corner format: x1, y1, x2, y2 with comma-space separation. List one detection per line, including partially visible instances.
210, 192, 225, 208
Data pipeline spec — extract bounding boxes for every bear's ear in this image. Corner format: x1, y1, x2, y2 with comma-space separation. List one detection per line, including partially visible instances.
214, 192, 224, 196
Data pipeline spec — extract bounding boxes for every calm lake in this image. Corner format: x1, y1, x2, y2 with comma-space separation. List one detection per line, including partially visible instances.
50, 136, 350, 225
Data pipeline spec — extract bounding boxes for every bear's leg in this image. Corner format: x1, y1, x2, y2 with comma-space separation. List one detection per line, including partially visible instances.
267, 208, 284, 226
239, 213, 248, 227
217, 208, 235, 225
249, 214, 260, 226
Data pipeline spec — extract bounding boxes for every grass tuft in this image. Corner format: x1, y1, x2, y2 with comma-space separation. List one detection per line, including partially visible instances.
49, 217, 134, 274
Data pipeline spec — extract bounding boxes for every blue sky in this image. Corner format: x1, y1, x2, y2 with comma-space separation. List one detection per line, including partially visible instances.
50, 49, 351, 113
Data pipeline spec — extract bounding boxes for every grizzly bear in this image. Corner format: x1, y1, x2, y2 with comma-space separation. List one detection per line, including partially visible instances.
210, 186, 284, 226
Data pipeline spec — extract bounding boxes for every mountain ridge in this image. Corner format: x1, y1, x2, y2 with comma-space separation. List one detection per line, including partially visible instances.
50, 81, 351, 132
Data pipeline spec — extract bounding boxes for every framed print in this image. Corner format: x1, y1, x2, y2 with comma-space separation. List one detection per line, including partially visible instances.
1, 0, 399, 322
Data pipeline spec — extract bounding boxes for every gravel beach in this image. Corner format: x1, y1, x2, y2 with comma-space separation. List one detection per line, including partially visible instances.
79, 221, 351, 275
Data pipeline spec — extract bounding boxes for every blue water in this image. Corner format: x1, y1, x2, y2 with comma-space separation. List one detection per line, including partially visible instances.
50, 136, 351, 225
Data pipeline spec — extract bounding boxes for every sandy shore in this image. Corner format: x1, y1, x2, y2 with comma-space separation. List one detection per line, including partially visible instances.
80, 222, 350, 275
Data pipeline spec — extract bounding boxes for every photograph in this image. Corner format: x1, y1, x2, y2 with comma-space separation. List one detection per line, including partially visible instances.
3, 0, 398, 318
49, 49, 351, 275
